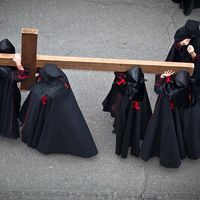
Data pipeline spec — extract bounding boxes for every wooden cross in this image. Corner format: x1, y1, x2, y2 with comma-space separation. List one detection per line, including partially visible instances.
0, 28, 194, 90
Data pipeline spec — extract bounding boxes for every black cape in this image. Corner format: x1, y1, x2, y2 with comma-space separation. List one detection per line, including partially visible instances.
102, 72, 126, 117
166, 20, 200, 62
114, 66, 152, 158
182, 56, 200, 159
140, 71, 191, 168
191, 35, 200, 86
172, 0, 200, 15
181, 99, 200, 159
0, 39, 28, 138
20, 64, 98, 157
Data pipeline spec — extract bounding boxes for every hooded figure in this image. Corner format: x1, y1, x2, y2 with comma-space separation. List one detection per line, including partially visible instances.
181, 40, 200, 159
0, 39, 28, 138
114, 66, 152, 158
140, 70, 193, 168
191, 35, 200, 89
166, 19, 200, 62
20, 64, 98, 157
172, 0, 200, 16
102, 72, 126, 117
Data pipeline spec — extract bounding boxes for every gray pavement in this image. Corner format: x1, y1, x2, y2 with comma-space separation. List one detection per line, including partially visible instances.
0, 0, 200, 199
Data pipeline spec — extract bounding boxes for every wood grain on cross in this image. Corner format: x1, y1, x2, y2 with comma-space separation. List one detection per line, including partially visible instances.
20, 28, 38, 90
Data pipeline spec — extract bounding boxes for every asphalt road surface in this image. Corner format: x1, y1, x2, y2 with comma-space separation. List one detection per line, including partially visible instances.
0, 0, 200, 199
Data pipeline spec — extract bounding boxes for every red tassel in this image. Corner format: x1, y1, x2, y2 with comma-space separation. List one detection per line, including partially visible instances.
64, 83, 69, 88
165, 76, 171, 83
133, 101, 140, 110
41, 95, 47, 105
18, 74, 29, 79
17, 70, 29, 80
117, 78, 126, 86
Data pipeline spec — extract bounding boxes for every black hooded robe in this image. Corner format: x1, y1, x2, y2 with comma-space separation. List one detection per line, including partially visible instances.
0, 39, 28, 138
114, 67, 152, 158
191, 34, 200, 88
181, 99, 200, 159
181, 56, 200, 159
140, 73, 190, 168
102, 72, 126, 117
20, 64, 98, 157
166, 19, 200, 62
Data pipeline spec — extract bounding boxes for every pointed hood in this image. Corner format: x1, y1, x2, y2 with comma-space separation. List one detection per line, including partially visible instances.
0, 39, 15, 53
174, 20, 200, 41
126, 66, 144, 83
31, 64, 70, 100
174, 70, 190, 87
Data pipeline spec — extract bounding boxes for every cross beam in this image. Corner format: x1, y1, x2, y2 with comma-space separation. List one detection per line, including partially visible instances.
0, 54, 194, 73
36, 55, 194, 74
0, 28, 194, 90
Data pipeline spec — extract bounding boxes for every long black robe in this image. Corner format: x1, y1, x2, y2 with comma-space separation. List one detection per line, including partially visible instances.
20, 64, 98, 157
114, 67, 152, 158
191, 36, 200, 93
102, 72, 126, 117
172, 0, 200, 15
182, 55, 200, 159
181, 99, 200, 159
140, 73, 190, 168
0, 38, 29, 138
0, 67, 28, 138
166, 42, 191, 62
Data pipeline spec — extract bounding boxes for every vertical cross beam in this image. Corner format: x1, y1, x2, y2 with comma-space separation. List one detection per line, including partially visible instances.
20, 28, 38, 90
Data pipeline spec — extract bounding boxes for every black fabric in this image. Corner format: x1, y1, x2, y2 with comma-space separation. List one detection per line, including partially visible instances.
191, 35, 200, 89
39, 64, 63, 82
193, 34, 200, 55
166, 27, 200, 161
0, 39, 25, 138
172, 0, 181, 3
166, 20, 200, 62
181, 100, 200, 159
174, 20, 200, 42
166, 43, 191, 62
172, 0, 200, 15
140, 72, 193, 168
20, 64, 98, 157
141, 96, 183, 168
0, 68, 20, 138
183, 0, 200, 15
114, 66, 152, 158
192, 60, 200, 89
0, 39, 15, 53
183, 60, 200, 159
126, 67, 143, 83
102, 72, 126, 117
19, 92, 32, 124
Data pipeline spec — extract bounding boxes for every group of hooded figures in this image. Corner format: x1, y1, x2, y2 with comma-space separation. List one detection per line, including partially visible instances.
0, 39, 98, 158
103, 19, 200, 168
0, 19, 200, 168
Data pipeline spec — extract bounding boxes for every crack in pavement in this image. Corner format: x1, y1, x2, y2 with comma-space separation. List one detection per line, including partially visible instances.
137, 166, 148, 200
